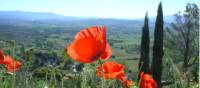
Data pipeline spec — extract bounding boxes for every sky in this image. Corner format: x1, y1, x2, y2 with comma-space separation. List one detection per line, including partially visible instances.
0, 0, 199, 19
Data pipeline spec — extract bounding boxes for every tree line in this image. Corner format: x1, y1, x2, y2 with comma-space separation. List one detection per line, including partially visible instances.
138, 2, 199, 88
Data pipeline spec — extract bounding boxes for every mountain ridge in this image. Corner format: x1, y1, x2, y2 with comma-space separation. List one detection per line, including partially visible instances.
0, 11, 174, 22
0, 11, 173, 28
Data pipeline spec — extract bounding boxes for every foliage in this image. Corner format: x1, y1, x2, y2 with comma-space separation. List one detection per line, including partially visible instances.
164, 3, 199, 87
151, 2, 164, 87
139, 13, 150, 74
164, 3, 199, 70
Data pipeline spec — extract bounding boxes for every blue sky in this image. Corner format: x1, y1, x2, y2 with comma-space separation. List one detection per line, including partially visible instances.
0, 0, 199, 19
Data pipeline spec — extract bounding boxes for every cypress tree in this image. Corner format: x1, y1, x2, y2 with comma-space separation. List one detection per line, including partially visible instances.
139, 13, 150, 74
152, 2, 164, 87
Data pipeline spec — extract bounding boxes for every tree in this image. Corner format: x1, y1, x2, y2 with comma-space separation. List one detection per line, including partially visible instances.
139, 13, 150, 74
164, 3, 199, 86
151, 2, 164, 87
165, 3, 199, 71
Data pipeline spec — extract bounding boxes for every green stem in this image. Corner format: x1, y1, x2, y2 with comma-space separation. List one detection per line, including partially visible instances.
61, 77, 64, 88
53, 68, 56, 88
107, 80, 112, 88
136, 62, 144, 84
98, 60, 104, 88
11, 40, 16, 88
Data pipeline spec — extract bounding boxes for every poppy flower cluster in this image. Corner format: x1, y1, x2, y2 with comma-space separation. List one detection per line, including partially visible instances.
66, 26, 133, 88
97, 61, 125, 80
0, 49, 22, 74
139, 72, 157, 88
97, 61, 133, 88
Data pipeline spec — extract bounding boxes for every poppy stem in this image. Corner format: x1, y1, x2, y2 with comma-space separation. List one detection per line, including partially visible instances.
107, 79, 112, 87
61, 77, 64, 88
98, 60, 105, 88
136, 62, 144, 84
11, 40, 16, 88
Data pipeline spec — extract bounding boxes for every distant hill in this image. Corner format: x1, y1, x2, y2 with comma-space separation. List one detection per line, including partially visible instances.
150, 15, 175, 23
0, 11, 77, 21
0, 11, 173, 28
135, 15, 175, 23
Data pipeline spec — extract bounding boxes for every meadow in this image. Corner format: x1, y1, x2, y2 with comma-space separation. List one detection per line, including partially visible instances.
0, 18, 143, 88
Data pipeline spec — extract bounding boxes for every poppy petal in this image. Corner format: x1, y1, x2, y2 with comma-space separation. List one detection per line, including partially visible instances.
0, 49, 3, 64
68, 37, 104, 63
117, 72, 126, 81
97, 66, 102, 77
75, 26, 106, 41
67, 42, 81, 62
140, 72, 145, 78
6, 61, 22, 73
100, 43, 112, 60
3, 55, 13, 65
149, 79, 157, 88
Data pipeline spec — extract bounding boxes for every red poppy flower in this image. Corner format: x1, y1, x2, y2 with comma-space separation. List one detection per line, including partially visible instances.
123, 80, 134, 88
139, 72, 157, 88
6, 61, 22, 73
67, 26, 112, 63
97, 61, 125, 80
0, 49, 3, 64
3, 55, 13, 65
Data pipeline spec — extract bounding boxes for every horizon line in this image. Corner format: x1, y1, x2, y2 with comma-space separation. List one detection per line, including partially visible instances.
0, 10, 176, 20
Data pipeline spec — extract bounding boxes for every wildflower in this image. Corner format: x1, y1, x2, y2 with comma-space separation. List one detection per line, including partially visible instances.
139, 72, 157, 88
97, 61, 125, 80
67, 26, 111, 63
0, 49, 3, 64
0, 49, 22, 73
3, 55, 13, 65
6, 61, 22, 73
